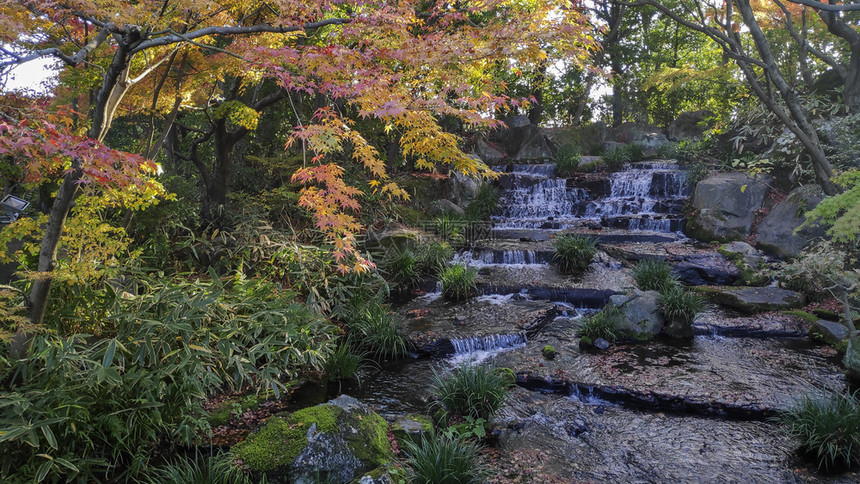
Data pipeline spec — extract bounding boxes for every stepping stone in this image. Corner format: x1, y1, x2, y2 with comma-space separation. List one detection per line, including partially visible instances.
696, 286, 805, 314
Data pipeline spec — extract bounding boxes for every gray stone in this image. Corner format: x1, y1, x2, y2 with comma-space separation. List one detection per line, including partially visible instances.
234, 395, 393, 484
594, 338, 610, 350
810, 320, 850, 346
602, 141, 626, 152
672, 254, 740, 286
639, 133, 670, 149
391, 414, 432, 447
606, 290, 664, 341
756, 185, 826, 258
700, 286, 806, 314
666, 110, 713, 141
846, 337, 860, 383
505, 124, 554, 161
427, 199, 465, 217
445, 165, 483, 208
490, 114, 531, 142
473, 138, 507, 164
720, 241, 763, 269
686, 173, 772, 242
608, 122, 660, 144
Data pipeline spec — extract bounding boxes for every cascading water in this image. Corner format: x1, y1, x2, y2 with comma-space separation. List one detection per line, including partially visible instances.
491, 160, 690, 233
453, 249, 550, 266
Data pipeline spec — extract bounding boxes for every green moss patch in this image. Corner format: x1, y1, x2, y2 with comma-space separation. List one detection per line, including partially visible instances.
782, 310, 819, 323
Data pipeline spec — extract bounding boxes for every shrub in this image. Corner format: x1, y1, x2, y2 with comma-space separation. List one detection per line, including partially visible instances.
465, 184, 499, 221
626, 143, 645, 162
632, 259, 678, 292
553, 234, 597, 273
555, 144, 581, 177
0, 277, 334, 483
440, 264, 478, 301
418, 241, 454, 276
777, 391, 860, 473
146, 453, 256, 484
659, 285, 704, 324
431, 364, 511, 421
404, 432, 485, 484
323, 338, 364, 383
383, 249, 420, 289
348, 302, 409, 362
657, 142, 679, 159
601, 146, 630, 171
434, 215, 463, 245
577, 307, 621, 345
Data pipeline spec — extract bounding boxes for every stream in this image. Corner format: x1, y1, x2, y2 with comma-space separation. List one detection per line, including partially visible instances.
357, 161, 856, 482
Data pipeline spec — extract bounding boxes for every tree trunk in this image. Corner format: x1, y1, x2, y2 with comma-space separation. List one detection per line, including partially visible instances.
10, 159, 82, 359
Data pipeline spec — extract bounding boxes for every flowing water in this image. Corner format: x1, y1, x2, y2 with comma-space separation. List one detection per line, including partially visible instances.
349, 160, 855, 481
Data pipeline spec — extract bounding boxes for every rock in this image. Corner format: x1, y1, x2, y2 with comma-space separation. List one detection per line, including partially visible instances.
698, 286, 806, 314
639, 133, 670, 149
490, 114, 531, 142
810, 320, 850, 346
445, 165, 483, 208
666, 110, 713, 141
234, 395, 393, 484
504, 124, 554, 161
845, 337, 860, 383
608, 122, 660, 144
391, 414, 433, 447
672, 254, 740, 286
594, 338, 610, 350
755, 185, 826, 258
686, 173, 772, 242
663, 313, 695, 339
606, 290, 664, 341
364, 227, 428, 261
427, 199, 465, 217
720, 241, 763, 269
602, 141, 626, 152
473, 138, 507, 164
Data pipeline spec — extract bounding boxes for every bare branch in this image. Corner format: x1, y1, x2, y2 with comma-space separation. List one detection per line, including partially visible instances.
787, 0, 860, 12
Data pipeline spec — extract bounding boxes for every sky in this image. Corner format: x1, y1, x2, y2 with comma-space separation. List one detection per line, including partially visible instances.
2, 57, 59, 94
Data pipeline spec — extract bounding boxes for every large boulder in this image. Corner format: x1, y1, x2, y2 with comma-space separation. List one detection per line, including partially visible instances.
234, 395, 393, 484
444, 165, 483, 208
605, 290, 664, 341
427, 199, 465, 217
810, 320, 850, 346
666, 110, 713, 141
685, 173, 771, 242
698, 286, 806, 314
490, 114, 531, 142
607, 122, 661, 144
755, 185, 826, 258
473, 138, 507, 164
504, 124, 554, 161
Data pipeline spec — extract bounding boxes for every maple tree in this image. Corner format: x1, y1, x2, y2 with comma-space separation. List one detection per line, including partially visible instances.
0, 0, 597, 343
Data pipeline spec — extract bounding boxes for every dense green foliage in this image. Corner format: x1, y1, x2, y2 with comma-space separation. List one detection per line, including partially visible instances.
344, 302, 409, 362
404, 432, 486, 484
431, 364, 511, 422
418, 241, 454, 276
658, 285, 704, 324
778, 392, 860, 473
440, 264, 478, 301
577, 307, 621, 346
0, 277, 332, 482
632, 259, 678, 292
553, 234, 598, 273
465, 185, 499, 221
146, 453, 259, 484
555, 144, 582, 177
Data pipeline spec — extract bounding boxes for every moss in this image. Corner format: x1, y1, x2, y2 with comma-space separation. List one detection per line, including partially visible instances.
541, 345, 556, 359
391, 414, 434, 447
782, 310, 819, 323
494, 367, 517, 387
577, 161, 601, 173
234, 405, 343, 472
813, 309, 840, 321
718, 246, 769, 286
344, 410, 392, 466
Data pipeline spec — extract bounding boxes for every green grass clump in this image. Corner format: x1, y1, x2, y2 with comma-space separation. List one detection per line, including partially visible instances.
349, 302, 409, 361
658, 285, 704, 324
383, 249, 419, 288
556, 144, 581, 177
432, 364, 511, 421
147, 453, 255, 484
657, 142, 679, 159
601, 146, 630, 171
577, 307, 621, 345
440, 264, 478, 301
323, 338, 364, 383
632, 259, 678, 292
418, 241, 454, 276
553, 234, 598, 273
777, 391, 860, 473
465, 184, 499, 221
626, 143, 645, 162
404, 432, 486, 484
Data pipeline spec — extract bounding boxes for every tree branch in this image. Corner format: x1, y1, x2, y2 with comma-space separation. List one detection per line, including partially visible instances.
787, 0, 860, 11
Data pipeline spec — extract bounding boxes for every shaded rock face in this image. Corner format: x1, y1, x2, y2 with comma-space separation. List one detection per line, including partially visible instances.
427, 199, 465, 217
686, 173, 771, 242
504, 124, 555, 161
234, 395, 392, 484
810, 319, 849, 345
755, 185, 826, 258
720, 241, 762, 268
444, 165, 483, 208
666, 110, 713, 141
473, 138, 507, 164
672, 254, 740, 286
606, 290, 664, 340
699, 286, 806, 314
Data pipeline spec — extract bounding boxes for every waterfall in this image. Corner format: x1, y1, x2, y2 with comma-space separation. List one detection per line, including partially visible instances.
450, 332, 528, 354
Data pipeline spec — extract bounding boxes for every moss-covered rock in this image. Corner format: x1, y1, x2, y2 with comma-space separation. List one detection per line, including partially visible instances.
234, 395, 393, 484
696, 286, 805, 314
542, 345, 557, 359
391, 414, 433, 447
